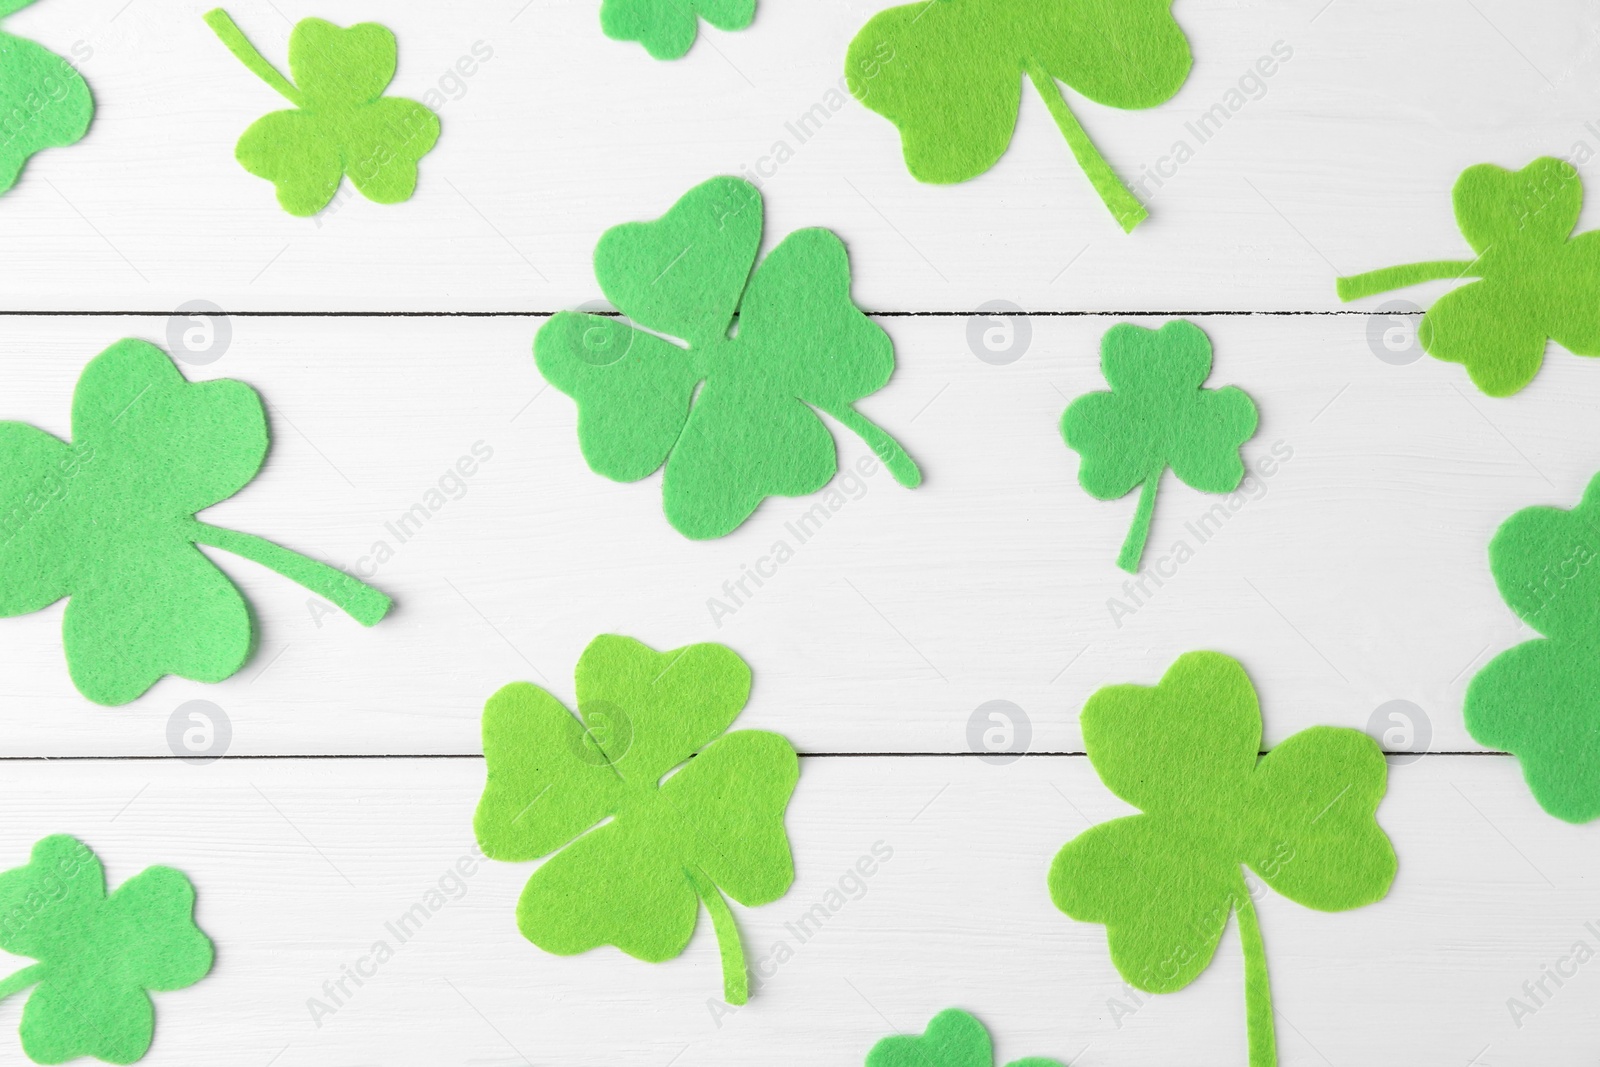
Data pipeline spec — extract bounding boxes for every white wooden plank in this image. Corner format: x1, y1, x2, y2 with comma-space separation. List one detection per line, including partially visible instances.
0, 754, 1584, 1066
0, 311, 1590, 757
0, 0, 1593, 311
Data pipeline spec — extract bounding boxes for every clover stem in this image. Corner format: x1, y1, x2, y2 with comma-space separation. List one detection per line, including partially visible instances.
0, 964, 42, 1002
824, 405, 923, 488
1116, 471, 1162, 574
686, 866, 749, 1005
1335, 260, 1481, 302
1236, 894, 1278, 1067
1023, 61, 1148, 234
189, 521, 392, 626
203, 9, 304, 106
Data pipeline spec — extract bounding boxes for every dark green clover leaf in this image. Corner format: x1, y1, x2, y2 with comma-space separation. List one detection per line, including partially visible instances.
1338, 157, 1600, 396
474, 634, 799, 1004
0, 338, 391, 705
866, 1008, 1063, 1067
1062, 320, 1257, 572
0, 0, 93, 195
1466, 471, 1600, 822
1050, 652, 1395, 1067
204, 9, 439, 216
0, 835, 212, 1065
845, 0, 1192, 232
601, 0, 755, 60
535, 176, 921, 539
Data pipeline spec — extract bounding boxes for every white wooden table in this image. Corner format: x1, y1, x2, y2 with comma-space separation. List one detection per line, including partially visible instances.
0, 0, 1594, 1063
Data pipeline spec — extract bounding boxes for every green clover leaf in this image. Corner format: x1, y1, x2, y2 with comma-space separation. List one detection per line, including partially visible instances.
866, 1008, 1063, 1067
1049, 652, 1395, 1067
845, 0, 1191, 232
1338, 157, 1600, 396
0, 337, 391, 705
0, 0, 93, 195
1061, 321, 1258, 572
601, 0, 755, 60
1466, 471, 1600, 822
474, 634, 799, 1004
535, 176, 921, 539
204, 9, 440, 216
0, 835, 212, 1065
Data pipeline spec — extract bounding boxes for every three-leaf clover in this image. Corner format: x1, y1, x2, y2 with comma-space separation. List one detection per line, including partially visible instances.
0, 337, 391, 705
204, 9, 440, 216
474, 634, 799, 1004
845, 0, 1192, 232
1061, 321, 1257, 572
0, 0, 93, 195
1466, 471, 1600, 822
535, 176, 922, 539
601, 0, 754, 60
0, 835, 212, 1065
866, 1008, 1063, 1067
1049, 652, 1395, 1067
1337, 157, 1600, 396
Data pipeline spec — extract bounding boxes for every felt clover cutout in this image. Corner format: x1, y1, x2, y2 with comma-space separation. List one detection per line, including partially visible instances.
204, 9, 440, 216
845, 0, 1192, 233
1337, 157, 1600, 396
0, 0, 93, 195
474, 634, 798, 1004
1050, 652, 1395, 1067
601, 0, 754, 60
1062, 320, 1257, 572
0, 337, 391, 705
866, 1008, 1063, 1067
535, 176, 922, 539
0, 835, 213, 1065
1466, 472, 1600, 822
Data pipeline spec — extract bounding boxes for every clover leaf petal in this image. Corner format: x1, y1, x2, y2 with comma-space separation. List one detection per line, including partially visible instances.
1049, 652, 1395, 1067
1339, 157, 1600, 396
600, 0, 756, 60
205, 10, 439, 216
0, 0, 94, 196
846, 0, 1191, 232
865, 1008, 1066, 1067
0, 835, 212, 1065
475, 635, 799, 1004
0, 338, 390, 705
535, 177, 921, 539
1062, 321, 1258, 572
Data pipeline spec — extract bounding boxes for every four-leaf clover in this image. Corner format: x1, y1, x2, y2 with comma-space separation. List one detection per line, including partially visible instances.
535, 176, 921, 539
204, 9, 440, 216
1337, 157, 1600, 396
845, 0, 1192, 232
474, 634, 799, 1004
1049, 652, 1395, 1067
1062, 321, 1258, 572
1466, 471, 1600, 822
0, 337, 391, 705
0, 835, 212, 1065
0, 0, 93, 195
866, 1008, 1063, 1067
601, 0, 755, 59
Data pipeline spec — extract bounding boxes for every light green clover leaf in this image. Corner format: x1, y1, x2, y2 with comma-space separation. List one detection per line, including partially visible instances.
1466, 471, 1600, 822
1338, 157, 1600, 396
866, 1008, 1063, 1067
474, 634, 799, 1004
204, 9, 439, 216
845, 0, 1192, 232
535, 176, 921, 539
601, 0, 755, 60
0, 338, 391, 705
0, 835, 212, 1065
1062, 320, 1258, 572
1049, 652, 1395, 1067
